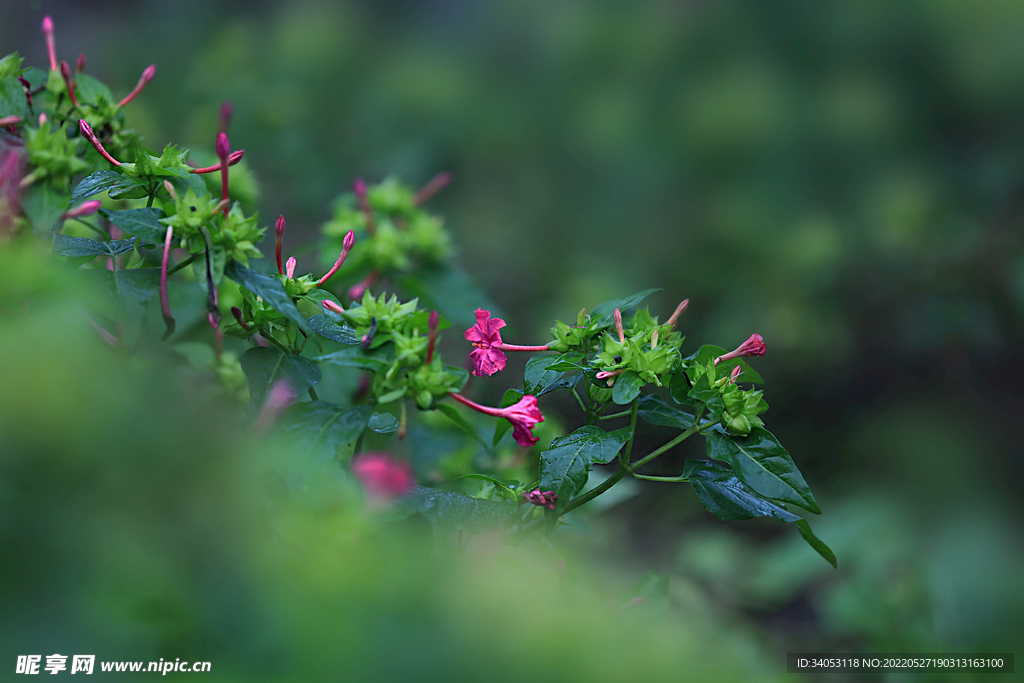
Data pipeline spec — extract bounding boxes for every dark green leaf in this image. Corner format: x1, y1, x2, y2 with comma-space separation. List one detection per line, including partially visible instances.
538, 373, 581, 397
524, 355, 561, 395
397, 487, 519, 532
278, 403, 371, 488
669, 369, 691, 405
492, 389, 523, 445
683, 460, 800, 523
54, 235, 140, 258
315, 344, 394, 373
611, 370, 645, 405
0, 76, 27, 119
368, 411, 400, 435
81, 268, 160, 312
164, 173, 209, 199
99, 208, 166, 243
539, 425, 631, 514
591, 288, 661, 327
705, 428, 820, 514
240, 347, 321, 418
637, 394, 695, 431
436, 403, 492, 454
796, 519, 838, 568
306, 314, 360, 345
225, 261, 311, 334
71, 170, 148, 202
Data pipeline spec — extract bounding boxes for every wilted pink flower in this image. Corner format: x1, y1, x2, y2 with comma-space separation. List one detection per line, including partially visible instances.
316, 229, 355, 287
523, 489, 557, 509
352, 453, 415, 500
464, 308, 549, 377
714, 334, 766, 366
465, 308, 507, 376
62, 200, 101, 220
117, 64, 155, 107
448, 392, 544, 447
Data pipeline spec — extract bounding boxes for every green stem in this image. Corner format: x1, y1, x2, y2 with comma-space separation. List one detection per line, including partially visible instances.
165, 253, 196, 276
620, 397, 639, 467
632, 473, 688, 482
599, 409, 632, 421
259, 331, 291, 355
308, 386, 319, 401
570, 387, 586, 413
146, 191, 155, 208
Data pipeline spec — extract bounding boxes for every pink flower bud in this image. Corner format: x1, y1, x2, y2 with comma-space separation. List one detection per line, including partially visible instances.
274, 215, 286, 275
322, 300, 345, 315
714, 334, 766, 366
729, 364, 743, 384
353, 178, 376, 235
426, 310, 439, 364
42, 16, 57, 72
78, 119, 121, 166
613, 308, 625, 343
230, 306, 250, 330
352, 453, 415, 500
62, 200, 101, 219
159, 226, 176, 339
76, 52, 85, 74
666, 299, 689, 329
216, 132, 230, 161
117, 65, 156, 107
0, 115, 21, 127
219, 100, 233, 133
316, 229, 355, 287
256, 379, 294, 430
413, 171, 453, 205
285, 256, 296, 280
59, 61, 79, 107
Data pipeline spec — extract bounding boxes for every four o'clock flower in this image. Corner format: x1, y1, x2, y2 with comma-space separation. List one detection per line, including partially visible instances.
316, 229, 356, 287
59, 61, 79, 107
117, 64, 156, 108
714, 333, 766, 365
523, 489, 557, 509
322, 300, 345, 315
62, 200, 101, 220
666, 298, 689, 329
79, 119, 122, 167
464, 308, 550, 377
352, 453, 415, 501
448, 392, 544, 447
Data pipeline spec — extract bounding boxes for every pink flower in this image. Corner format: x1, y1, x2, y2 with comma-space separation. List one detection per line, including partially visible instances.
714, 334, 766, 366
352, 453, 415, 500
728, 364, 743, 384
316, 229, 355, 287
448, 392, 544, 447
61, 200, 101, 220
465, 308, 507, 376
523, 489, 557, 509
322, 300, 345, 315
117, 64, 155, 108
79, 119, 121, 167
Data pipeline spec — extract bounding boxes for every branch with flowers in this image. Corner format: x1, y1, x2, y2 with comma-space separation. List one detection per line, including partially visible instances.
0, 16, 835, 569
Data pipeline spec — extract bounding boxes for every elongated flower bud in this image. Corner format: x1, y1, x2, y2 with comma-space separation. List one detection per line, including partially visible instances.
189, 150, 243, 174
728, 364, 743, 385
666, 299, 689, 329
353, 178, 376, 235
613, 308, 625, 343
714, 334, 766, 366
285, 256, 296, 280
651, 329, 659, 349
162, 180, 177, 201
159, 227, 176, 339
216, 132, 230, 212
76, 52, 85, 74
0, 115, 21, 127
230, 306, 250, 330
117, 64, 155, 107
62, 200, 101, 220
275, 215, 286, 275
219, 100, 232, 134
316, 229, 355, 287
413, 171, 452, 205
322, 300, 345, 315
42, 16, 57, 72
59, 61, 78, 107
348, 270, 378, 301
426, 310, 439, 364
78, 119, 121, 166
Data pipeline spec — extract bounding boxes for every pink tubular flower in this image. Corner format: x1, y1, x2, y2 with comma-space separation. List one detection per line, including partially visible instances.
666, 298, 689, 329
274, 215, 286, 275
62, 200, 101, 220
523, 489, 557, 509
448, 392, 544, 447
348, 269, 378, 301
117, 64, 155, 108
78, 119, 121, 167
464, 308, 550, 377
60, 61, 79, 108
714, 334, 766, 366
322, 300, 345, 315
42, 16, 57, 72
285, 257, 296, 279
0, 115, 22, 127
352, 453, 415, 500
190, 150, 243, 174
613, 308, 625, 343
316, 229, 355, 287
159, 226, 176, 339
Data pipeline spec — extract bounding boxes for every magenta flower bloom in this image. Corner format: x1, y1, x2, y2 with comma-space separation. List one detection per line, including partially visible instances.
465, 308, 507, 376
714, 334, 766, 366
449, 392, 544, 447
352, 453, 415, 500
523, 489, 557, 509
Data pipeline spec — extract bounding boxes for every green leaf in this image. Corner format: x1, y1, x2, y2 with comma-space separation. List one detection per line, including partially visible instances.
685, 344, 764, 384
81, 268, 160, 313
523, 355, 561, 395
396, 487, 519, 532
164, 173, 209, 199
278, 403, 371, 489
71, 170, 148, 202
611, 369, 645, 405
22, 184, 69, 233
492, 388, 523, 445
240, 347, 321, 418
54, 235, 140, 258
436, 403, 493, 454
99, 208, 166, 243
637, 394, 695, 430
315, 344, 394, 373
683, 460, 800, 523
705, 428, 820, 514
796, 519, 838, 568
74, 73, 113, 104
669, 369, 691, 405
538, 373, 581, 397
591, 288, 661, 327
225, 261, 311, 335
0, 75, 27, 119
306, 314, 360, 345
539, 425, 631, 514
368, 411, 400, 435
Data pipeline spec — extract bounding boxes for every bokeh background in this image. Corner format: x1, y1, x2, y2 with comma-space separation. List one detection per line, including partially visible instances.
3, 0, 1023, 679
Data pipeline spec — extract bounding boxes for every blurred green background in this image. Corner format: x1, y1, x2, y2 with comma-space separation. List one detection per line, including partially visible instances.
3, 0, 1023, 679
